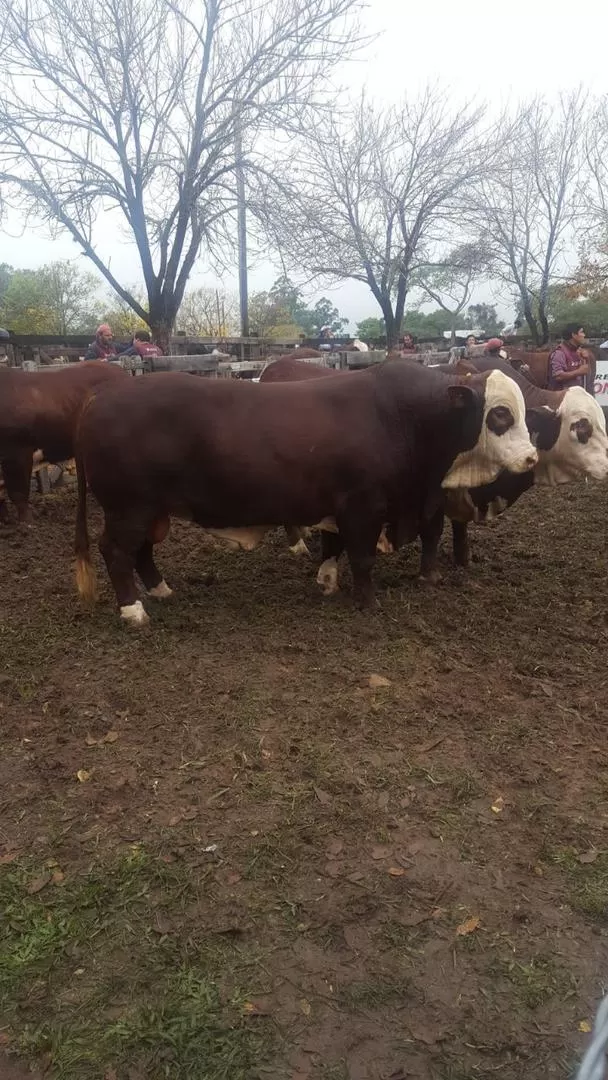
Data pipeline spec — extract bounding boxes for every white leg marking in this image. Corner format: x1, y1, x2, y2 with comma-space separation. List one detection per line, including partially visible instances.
289, 538, 311, 556
148, 580, 173, 598
316, 557, 339, 596
120, 600, 150, 626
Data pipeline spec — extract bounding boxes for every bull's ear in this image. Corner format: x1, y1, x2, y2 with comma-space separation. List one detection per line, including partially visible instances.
454, 359, 480, 375
525, 406, 560, 451
447, 383, 477, 409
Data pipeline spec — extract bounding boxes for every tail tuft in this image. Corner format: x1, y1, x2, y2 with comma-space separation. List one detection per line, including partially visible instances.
76, 555, 97, 604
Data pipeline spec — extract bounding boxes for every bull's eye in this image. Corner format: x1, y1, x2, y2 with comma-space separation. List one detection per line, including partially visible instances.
486, 405, 515, 436
571, 417, 593, 445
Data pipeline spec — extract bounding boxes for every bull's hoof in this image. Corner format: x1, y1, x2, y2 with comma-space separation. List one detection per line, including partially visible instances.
316, 558, 339, 596
120, 600, 150, 627
148, 580, 173, 599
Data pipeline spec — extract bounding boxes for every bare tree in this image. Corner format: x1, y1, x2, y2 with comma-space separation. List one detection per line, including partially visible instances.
255, 90, 487, 348
414, 242, 490, 344
470, 93, 586, 346
0, 0, 362, 348
176, 286, 239, 335
579, 95, 608, 293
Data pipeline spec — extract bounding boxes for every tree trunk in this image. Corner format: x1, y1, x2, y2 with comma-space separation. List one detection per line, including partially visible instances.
148, 296, 176, 352
538, 304, 550, 347
148, 320, 172, 353
522, 301, 539, 347
384, 308, 400, 351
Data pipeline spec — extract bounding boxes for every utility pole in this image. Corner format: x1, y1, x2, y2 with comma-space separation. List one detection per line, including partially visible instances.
235, 121, 249, 339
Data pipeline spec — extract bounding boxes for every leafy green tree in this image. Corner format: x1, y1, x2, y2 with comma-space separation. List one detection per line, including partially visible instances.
467, 303, 504, 336
0, 261, 99, 333
249, 275, 346, 338
356, 316, 385, 339
0, 263, 12, 311
402, 308, 455, 338
299, 297, 347, 336
546, 286, 608, 336
1, 269, 56, 332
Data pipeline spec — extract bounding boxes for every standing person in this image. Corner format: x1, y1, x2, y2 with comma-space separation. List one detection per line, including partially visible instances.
465, 334, 477, 355
548, 325, 589, 389
85, 324, 116, 360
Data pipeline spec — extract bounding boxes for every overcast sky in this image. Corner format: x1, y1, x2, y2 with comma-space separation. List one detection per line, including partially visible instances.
2, 0, 605, 330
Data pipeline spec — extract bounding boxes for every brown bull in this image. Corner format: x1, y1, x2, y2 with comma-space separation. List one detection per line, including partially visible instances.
73, 361, 535, 625
0, 361, 128, 524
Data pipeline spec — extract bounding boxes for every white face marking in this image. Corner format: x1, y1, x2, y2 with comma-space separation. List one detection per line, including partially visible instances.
148, 580, 173, 598
316, 557, 339, 595
120, 600, 149, 626
535, 387, 608, 484
443, 370, 537, 489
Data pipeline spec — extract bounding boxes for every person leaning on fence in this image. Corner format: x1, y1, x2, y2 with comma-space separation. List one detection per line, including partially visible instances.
548, 324, 589, 390
120, 330, 163, 360
85, 324, 117, 361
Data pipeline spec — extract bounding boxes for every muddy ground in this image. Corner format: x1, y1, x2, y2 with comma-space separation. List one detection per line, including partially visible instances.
1, 481, 608, 1080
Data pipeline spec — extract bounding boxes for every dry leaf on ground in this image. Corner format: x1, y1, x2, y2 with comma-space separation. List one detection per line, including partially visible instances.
368, 674, 391, 689
456, 915, 480, 936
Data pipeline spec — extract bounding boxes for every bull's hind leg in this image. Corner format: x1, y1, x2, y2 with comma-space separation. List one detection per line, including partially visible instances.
317, 531, 344, 595
135, 540, 173, 598
419, 508, 445, 583
99, 517, 150, 626
451, 521, 470, 568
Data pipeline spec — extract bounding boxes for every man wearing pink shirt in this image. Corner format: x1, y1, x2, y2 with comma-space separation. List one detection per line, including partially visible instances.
549, 324, 589, 389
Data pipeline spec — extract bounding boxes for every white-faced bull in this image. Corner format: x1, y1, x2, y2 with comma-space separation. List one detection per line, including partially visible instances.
73, 360, 536, 625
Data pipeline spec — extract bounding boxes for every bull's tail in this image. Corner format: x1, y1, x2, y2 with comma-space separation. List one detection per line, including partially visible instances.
74, 447, 97, 604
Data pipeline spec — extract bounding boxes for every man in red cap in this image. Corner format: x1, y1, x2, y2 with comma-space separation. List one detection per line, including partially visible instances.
484, 337, 507, 359
85, 324, 116, 360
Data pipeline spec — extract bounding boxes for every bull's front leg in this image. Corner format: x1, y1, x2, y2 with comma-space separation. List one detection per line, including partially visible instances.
317, 530, 344, 595
451, 521, 470, 568
418, 507, 445, 584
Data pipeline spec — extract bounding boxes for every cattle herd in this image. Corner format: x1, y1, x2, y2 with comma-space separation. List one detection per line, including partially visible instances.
1, 350, 607, 627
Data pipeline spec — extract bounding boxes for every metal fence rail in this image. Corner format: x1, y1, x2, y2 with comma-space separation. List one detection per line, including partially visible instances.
576, 995, 608, 1080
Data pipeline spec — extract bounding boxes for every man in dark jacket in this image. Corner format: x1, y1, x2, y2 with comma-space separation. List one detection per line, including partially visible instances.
85, 324, 116, 360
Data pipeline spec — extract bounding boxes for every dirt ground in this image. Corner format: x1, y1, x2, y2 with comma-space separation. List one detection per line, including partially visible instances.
1, 480, 608, 1080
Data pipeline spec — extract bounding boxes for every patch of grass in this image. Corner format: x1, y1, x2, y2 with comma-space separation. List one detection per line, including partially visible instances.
375, 920, 427, 955
542, 845, 608, 921
337, 974, 412, 1011
490, 954, 577, 1010
314, 1063, 349, 1080
0, 848, 275, 1080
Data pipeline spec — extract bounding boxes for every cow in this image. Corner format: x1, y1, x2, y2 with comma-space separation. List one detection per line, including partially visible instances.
259, 353, 608, 584
73, 360, 537, 625
0, 361, 128, 524
440, 355, 608, 567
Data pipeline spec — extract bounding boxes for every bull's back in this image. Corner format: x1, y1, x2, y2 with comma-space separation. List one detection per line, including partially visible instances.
259, 357, 337, 383
79, 371, 389, 522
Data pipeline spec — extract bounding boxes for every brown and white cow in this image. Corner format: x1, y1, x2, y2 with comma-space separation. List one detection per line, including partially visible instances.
440, 355, 608, 566
73, 360, 536, 625
0, 361, 128, 524
260, 353, 608, 586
